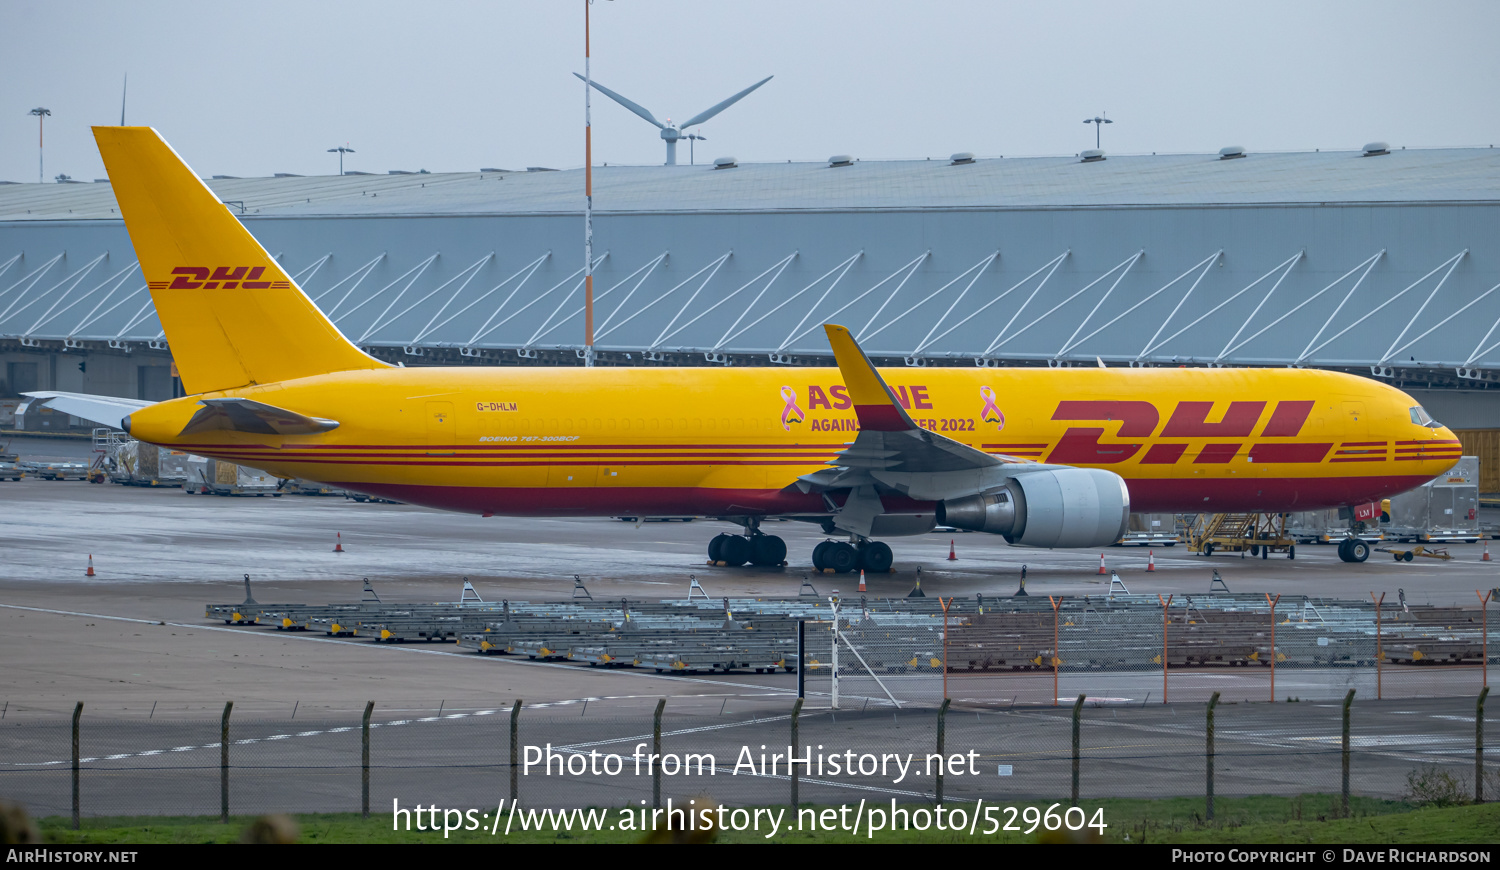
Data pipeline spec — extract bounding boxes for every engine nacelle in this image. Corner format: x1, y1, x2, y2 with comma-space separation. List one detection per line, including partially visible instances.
935, 468, 1130, 549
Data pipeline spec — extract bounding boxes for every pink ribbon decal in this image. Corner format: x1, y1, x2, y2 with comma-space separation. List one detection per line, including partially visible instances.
780, 386, 805, 431
980, 386, 1005, 431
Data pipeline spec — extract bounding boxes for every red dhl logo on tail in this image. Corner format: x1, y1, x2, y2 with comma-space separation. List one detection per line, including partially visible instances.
147, 267, 290, 291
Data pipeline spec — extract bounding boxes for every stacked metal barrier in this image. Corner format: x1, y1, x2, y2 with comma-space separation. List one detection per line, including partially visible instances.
204, 590, 1496, 705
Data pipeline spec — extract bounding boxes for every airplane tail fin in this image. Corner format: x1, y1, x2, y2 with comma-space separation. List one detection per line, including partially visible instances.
93, 126, 385, 394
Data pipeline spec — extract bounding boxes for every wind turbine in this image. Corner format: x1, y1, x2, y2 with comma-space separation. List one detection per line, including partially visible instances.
573, 73, 772, 165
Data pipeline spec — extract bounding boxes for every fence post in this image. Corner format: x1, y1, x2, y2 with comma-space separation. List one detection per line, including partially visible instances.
653, 698, 666, 810
933, 697, 952, 804
361, 701, 374, 818
1342, 689, 1355, 817
1158, 594, 1174, 704
1370, 593, 1385, 700
939, 597, 952, 702
1206, 691, 1220, 821
1480, 590, 1492, 691
220, 701, 233, 824
790, 697, 804, 809
509, 699, 522, 804
1478, 686, 1490, 804
1048, 596, 1063, 707
1265, 593, 1281, 702
71, 701, 82, 831
1070, 694, 1085, 806
831, 600, 840, 711
797, 620, 806, 700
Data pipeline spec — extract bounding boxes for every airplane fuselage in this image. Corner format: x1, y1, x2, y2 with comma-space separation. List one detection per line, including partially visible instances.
123, 364, 1460, 521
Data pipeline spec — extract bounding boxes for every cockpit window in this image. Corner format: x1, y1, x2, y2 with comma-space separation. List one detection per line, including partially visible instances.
1409, 406, 1439, 427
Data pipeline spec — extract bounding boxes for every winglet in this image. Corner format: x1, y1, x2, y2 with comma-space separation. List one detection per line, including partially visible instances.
823, 324, 917, 432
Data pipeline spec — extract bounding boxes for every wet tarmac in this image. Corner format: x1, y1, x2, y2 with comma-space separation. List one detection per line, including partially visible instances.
2, 477, 1496, 718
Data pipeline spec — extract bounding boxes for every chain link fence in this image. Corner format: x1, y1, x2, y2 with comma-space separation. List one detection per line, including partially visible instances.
934, 592, 1496, 707
197, 592, 1495, 710
2, 692, 1493, 822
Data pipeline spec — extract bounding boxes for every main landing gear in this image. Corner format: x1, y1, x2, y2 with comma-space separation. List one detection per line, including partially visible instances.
812, 539, 892, 574
708, 532, 787, 567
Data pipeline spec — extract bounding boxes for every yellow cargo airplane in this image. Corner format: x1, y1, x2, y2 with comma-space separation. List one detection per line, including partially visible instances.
29, 127, 1463, 573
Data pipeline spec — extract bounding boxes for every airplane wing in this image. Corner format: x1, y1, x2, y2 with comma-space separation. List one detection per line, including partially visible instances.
178, 398, 339, 436
22, 391, 152, 429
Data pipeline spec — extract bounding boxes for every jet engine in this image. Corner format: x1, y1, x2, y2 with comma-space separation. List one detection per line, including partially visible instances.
935, 467, 1130, 548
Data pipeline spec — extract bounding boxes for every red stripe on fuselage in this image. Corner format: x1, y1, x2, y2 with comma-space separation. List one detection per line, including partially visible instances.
173, 442, 855, 451
320, 474, 1437, 518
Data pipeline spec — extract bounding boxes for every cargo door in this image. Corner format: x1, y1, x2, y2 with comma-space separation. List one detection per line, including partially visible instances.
1451, 457, 1479, 531
1432, 484, 1457, 531
1458, 485, 1479, 531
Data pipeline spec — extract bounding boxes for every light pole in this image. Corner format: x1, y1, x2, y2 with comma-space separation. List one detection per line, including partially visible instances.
1083, 112, 1113, 150
328, 145, 355, 175
29, 108, 51, 184
582, 2, 602, 367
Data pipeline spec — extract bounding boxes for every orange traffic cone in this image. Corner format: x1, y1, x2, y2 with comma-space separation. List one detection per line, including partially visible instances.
334, 533, 345, 553
1146, 550, 1156, 572
1484, 541, 1491, 562
85, 554, 95, 578
1097, 554, 1107, 575
948, 540, 957, 561
858, 570, 867, 592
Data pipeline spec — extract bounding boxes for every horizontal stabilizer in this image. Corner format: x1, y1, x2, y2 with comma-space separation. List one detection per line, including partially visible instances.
179, 398, 339, 437
22, 391, 152, 430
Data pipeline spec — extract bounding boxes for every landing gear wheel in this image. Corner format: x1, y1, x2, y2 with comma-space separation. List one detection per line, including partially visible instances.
719, 536, 751, 567
749, 535, 787, 566
708, 534, 734, 562
1337, 538, 1352, 562
825, 542, 859, 574
859, 541, 894, 573
1346, 540, 1370, 563
812, 540, 834, 571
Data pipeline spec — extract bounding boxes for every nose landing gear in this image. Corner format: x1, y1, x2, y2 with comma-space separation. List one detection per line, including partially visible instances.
1337, 537, 1371, 563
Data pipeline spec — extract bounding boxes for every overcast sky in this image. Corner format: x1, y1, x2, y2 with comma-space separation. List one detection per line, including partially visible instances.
4, 0, 1499, 183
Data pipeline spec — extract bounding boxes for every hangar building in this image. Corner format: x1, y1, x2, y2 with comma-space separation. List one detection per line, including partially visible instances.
3, 143, 1499, 479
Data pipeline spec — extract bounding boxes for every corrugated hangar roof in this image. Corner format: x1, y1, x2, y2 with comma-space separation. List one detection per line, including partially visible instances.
3, 146, 1499, 220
